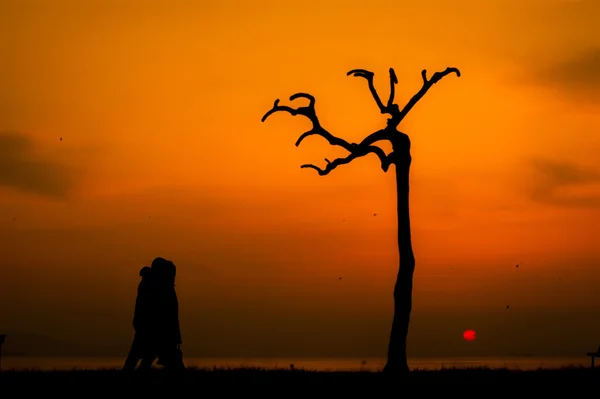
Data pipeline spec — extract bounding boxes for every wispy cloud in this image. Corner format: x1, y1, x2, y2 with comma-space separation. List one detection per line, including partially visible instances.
529, 48, 600, 102
528, 158, 600, 207
0, 132, 75, 199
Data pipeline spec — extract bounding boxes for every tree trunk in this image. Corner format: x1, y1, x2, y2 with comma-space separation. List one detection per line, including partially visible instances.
383, 139, 415, 375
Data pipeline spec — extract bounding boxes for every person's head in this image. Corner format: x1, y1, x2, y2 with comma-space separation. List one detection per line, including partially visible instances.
139, 266, 153, 278
151, 257, 176, 284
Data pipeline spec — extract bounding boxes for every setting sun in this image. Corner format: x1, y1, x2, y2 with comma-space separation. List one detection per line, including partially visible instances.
463, 330, 477, 341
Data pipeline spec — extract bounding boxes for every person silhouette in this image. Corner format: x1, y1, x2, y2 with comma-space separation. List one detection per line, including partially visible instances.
151, 257, 184, 370
123, 266, 158, 370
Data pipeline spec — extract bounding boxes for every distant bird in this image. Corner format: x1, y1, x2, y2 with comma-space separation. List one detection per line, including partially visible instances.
374, 213, 377, 216
60, 137, 62, 141
506, 305, 510, 309
338, 277, 342, 280
516, 264, 519, 268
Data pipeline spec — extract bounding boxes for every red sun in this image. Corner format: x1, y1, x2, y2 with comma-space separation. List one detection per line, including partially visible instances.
463, 329, 476, 341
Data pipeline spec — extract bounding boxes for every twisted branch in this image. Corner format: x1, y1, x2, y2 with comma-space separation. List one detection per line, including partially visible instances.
261, 93, 394, 175
301, 144, 393, 176
398, 67, 461, 122
261, 93, 320, 126
347, 68, 399, 116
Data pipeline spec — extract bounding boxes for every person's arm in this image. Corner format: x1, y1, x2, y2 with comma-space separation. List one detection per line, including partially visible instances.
172, 292, 182, 344
132, 286, 143, 330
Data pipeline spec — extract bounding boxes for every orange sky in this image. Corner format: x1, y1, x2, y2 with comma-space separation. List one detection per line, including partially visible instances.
1, 0, 599, 358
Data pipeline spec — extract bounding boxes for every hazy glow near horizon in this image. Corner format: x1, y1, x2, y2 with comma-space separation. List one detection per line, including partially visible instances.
1, 0, 599, 358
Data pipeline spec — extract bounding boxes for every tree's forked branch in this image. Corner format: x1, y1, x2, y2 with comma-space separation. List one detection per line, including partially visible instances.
262, 93, 357, 150
261, 93, 319, 126
347, 68, 399, 116
397, 67, 461, 122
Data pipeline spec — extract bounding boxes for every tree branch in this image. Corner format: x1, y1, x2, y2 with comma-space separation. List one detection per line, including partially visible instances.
261, 93, 320, 127
261, 92, 356, 150
347, 68, 399, 116
387, 68, 398, 108
301, 144, 393, 175
262, 93, 396, 176
398, 67, 461, 122
357, 129, 392, 147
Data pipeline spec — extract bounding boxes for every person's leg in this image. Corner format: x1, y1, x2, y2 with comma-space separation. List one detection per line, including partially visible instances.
137, 336, 157, 370
173, 355, 185, 370
155, 343, 171, 368
123, 353, 140, 370
173, 345, 185, 370
138, 355, 156, 370
122, 338, 141, 370
156, 351, 168, 367
158, 346, 185, 370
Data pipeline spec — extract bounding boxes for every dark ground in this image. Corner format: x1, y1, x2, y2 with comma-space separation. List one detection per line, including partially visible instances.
1, 366, 599, 395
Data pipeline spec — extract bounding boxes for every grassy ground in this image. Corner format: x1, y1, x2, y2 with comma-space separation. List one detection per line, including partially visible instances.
1, 366, 598, 394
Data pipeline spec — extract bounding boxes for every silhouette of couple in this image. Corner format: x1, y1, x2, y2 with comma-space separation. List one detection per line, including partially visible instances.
123, 257, 184, 370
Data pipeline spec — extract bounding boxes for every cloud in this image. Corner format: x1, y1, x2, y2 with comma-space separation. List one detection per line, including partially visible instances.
0, 131, 75, 198
530, 48, 600, 102
528, 158, 600, 207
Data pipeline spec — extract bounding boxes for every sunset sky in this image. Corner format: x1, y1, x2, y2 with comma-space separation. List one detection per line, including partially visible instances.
1, 0, 599, 358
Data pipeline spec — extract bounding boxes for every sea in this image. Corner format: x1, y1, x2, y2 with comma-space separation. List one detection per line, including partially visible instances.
0, 356, 592, 372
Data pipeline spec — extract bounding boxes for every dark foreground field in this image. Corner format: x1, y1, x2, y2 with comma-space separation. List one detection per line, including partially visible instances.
1, 367, 598, 394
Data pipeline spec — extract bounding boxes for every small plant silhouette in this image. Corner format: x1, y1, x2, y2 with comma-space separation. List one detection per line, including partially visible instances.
262, 66, 460, 375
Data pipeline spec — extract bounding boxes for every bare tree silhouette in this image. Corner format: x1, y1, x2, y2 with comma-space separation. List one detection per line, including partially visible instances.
261, 66, 460, 374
